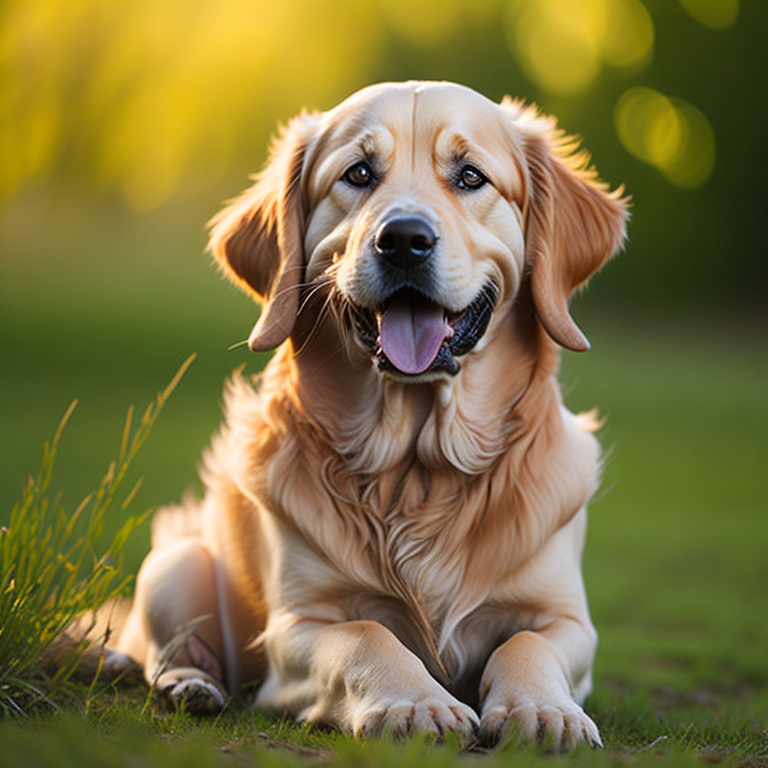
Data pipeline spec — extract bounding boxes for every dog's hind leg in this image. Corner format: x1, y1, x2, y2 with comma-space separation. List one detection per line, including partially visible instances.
116, 536, 229, 714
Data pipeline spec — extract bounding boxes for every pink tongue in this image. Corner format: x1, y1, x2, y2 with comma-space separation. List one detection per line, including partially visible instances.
379, 294, 451, 375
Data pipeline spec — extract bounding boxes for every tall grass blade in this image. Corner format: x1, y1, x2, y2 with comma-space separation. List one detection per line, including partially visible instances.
0, 355, 196, 715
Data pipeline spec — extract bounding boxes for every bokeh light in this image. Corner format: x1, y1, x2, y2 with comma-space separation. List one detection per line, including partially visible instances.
0, 0, 383, 211
504, 0, 654, 96
678, 0, 739, 30
615, 87, 715, 188
0, 0, 738, 211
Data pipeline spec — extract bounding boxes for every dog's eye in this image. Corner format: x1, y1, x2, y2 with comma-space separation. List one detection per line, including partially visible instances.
457, 165, 488, 191
342, 161, 375, 188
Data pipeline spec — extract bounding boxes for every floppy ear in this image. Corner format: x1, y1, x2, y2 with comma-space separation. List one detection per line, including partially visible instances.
208, 112, 318, 352
511, 103, 629, 351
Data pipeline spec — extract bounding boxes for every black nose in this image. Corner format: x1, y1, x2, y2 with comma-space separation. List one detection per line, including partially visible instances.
374, 216, 437, 269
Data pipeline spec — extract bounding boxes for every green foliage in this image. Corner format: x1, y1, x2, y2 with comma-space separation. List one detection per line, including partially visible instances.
0, 0, 741, 204
0, 356, 194, 715
2, 1, 767, 306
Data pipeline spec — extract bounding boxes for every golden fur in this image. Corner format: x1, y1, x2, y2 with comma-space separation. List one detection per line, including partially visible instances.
109, 81, 628, 748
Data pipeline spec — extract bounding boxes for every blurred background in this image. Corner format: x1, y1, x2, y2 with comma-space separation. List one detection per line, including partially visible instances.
1, 0, 766, 711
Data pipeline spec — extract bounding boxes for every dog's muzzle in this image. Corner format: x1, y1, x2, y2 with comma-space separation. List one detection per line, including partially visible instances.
353, 282, 499, 377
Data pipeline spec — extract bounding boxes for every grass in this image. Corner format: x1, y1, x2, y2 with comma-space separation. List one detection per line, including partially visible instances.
1, 208, 767, 765
0, 357, 194, 715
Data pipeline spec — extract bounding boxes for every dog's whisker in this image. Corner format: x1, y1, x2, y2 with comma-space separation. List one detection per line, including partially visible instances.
292, 283, 345, 359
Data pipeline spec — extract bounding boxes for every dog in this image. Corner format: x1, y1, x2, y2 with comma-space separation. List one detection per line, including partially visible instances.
108, 81, 628, 749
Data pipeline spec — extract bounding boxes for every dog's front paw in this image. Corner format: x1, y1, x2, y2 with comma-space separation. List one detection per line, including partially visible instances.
155, 668, 228, 715
480, 697, 601, 750
352, 695, 479, 742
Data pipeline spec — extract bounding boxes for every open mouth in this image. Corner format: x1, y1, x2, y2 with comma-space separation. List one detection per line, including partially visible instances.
353, 282, 499, 377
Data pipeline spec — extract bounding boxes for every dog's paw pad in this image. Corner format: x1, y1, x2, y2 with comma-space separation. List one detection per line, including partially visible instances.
157, 675, 227, 715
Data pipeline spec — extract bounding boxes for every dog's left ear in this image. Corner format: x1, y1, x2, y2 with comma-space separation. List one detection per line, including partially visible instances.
507, 101, 629, 351
208, 112, 318, 352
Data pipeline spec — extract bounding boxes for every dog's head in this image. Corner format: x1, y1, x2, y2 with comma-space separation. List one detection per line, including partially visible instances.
209, 81, 628, 380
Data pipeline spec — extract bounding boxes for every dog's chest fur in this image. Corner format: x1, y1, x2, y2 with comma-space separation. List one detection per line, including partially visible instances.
216, 353, 598, 692
269, 438, 530, 693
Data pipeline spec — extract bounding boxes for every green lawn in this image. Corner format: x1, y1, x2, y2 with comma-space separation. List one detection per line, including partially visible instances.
1, 211, 767, 765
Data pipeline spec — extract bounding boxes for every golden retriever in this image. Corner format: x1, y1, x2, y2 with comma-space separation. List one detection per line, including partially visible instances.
108, 81, 628, 749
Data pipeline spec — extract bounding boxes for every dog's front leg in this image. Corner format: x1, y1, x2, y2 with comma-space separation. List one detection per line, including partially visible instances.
477, 506, 602, 750
258, 618, 479, 740
478, 618, 601, 749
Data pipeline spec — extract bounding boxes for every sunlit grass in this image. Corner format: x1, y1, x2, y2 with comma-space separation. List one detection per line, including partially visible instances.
0, 357, 193, 715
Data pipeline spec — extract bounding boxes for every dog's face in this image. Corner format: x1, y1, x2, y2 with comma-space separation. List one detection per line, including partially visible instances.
303, 83, 526, 379
209, 82, 628, 380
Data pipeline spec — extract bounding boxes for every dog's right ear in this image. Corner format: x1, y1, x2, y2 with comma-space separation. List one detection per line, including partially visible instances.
208, 112, 318, 352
